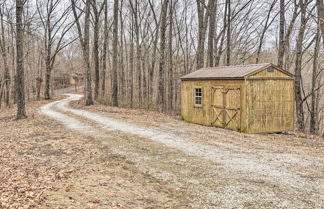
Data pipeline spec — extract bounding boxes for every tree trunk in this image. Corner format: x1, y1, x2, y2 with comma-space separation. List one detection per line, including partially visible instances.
44, 42, 52, 100
226, 0, 231, 66
84, 0, 93, 106
310, 21, 321, 134
72, 0, 93, 105
278, 0, 285, 68
16, 0, 27, 119
294, 0, 307, 132
148, 0, 159, 108
44, 66, 51, 100
111, 0, 119, 106
129, 6, 134, 107
0, 8, 10, 107
92, 0, 100, 100
135, 3, 141, 106
316, 0, 324, 48
36, 77, 42, 100
158, 0, 169, 111
168, 0, 173, 110
207, 0, 216, 67
119, 1, 125, 103
284, 1, 298, 71
215, 1, 227, 66
196, 0, 208, 69
101, 0, 108, 97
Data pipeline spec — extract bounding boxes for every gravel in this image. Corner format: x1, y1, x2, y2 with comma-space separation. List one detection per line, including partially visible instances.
39, 94, 324, 208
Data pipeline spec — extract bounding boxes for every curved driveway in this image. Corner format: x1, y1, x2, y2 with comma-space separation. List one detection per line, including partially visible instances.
39, 94, 323, 208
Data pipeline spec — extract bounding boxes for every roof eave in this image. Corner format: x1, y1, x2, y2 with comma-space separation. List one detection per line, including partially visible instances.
180, 77, 244, 81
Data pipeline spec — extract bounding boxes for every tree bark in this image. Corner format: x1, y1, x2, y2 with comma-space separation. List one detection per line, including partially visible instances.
84, 0, 93, 105
129, 0, 141, 105
135, 1, 141, 105
168, 0, 173, 110
310, 20, 321, 134
119, 1, 125, 103
316, 0, 324, 48
215, 1, 228, 67
92, 0, 101, 100
0, 6, 10, 107
158, 0, 169, 111
129, 3, 134, 107
44, 62, 51, 100
111, 0, 119, 106
72, 0, 93, 105
278, 0, 285, 68
284, 1, 299, 70
294, 0, 307, 132
207, 0, 216, 67
226, 0, 231, 66
44, 25, 52, 100
16, 0, 27, 119
196, 0, 208, 69
101, 0, 108, 97
148, 0, 159, 108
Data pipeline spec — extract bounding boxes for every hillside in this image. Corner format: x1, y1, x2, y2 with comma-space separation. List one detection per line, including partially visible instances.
1, 93, 323, 208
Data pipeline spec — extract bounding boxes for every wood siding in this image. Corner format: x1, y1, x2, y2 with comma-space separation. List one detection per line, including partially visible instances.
181, 80, 245, 130
245, 78, 294, 133
248, 66, 291, 79
180, 65, 294, 133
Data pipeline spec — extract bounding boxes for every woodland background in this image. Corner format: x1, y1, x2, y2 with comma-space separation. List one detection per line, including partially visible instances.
1, 0, 323, 136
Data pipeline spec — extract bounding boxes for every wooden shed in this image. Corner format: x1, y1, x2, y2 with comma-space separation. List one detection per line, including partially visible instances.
180, 63, 295, 133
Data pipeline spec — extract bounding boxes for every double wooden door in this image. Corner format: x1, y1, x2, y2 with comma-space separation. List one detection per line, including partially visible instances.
211, 86, 241, 130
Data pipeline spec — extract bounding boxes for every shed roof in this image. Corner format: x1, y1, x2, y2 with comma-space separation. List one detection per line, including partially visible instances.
180, 63, 291, 80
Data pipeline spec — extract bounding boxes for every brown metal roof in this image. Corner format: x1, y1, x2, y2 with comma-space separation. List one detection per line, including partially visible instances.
181, 63, 273, 80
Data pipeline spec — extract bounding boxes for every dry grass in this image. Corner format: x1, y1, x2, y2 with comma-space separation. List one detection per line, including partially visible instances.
1, 95, 323, 208
69, 97, 324, 208
0, 97, 188, 209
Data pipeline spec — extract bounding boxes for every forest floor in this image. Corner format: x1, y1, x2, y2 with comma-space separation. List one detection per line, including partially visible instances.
0, 93, 323, 209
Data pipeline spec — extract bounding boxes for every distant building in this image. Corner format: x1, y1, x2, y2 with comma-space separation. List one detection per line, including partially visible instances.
53, 72, 84, 89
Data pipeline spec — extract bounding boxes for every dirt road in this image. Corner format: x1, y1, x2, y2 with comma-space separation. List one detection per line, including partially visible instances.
37, 94, 323, 208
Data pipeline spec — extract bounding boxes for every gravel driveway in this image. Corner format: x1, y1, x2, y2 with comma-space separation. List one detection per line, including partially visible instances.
40, 94, 324, 208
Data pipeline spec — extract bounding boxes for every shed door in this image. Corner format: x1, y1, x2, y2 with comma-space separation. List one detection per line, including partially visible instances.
211, 87, 241, 130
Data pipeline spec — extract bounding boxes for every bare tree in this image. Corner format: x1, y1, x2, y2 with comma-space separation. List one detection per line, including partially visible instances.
128, 0, 141, 105
101, 0, 108, 97
226, 0, 231, 66
284, 0, 299, 70
158, 0, 168, 111
214, 0, 229, 66
0, 4, 10, 107
207, 0, 216, 67
37, 0, 74, 100
4, 0, 323, 136
309, 19, 322, 134
148, 0, 160, 107
128, 0, 134, 107
278, 0, 285, 67
71, 0, 93, 105
256, 0, 277, 64
111, 0, 118, 106
16, 0, 27, 119
196, 0, 208, 69
168, 0, 174, 110
294, 0, 309, 132
91, 0, 104, 100
316, 0, 324, 48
